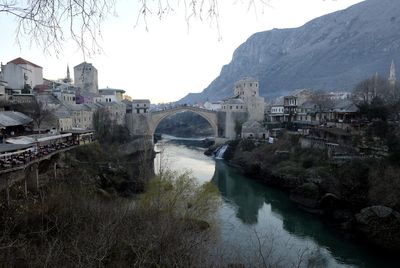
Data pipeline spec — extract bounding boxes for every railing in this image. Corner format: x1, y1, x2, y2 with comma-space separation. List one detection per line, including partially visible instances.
151, 106, 216, 114
0, 142, 82, 174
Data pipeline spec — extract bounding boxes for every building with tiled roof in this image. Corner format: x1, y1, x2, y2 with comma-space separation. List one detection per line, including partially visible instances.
8, 57, 42, 68
1, 57, 43, 91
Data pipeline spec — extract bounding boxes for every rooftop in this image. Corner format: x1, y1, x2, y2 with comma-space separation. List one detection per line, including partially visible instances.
224, 98, 245, 105
99, 88, 125, 94
74, 62, 97, 70
0, 143, 33, 154
0, 111, 33, 128
8, 57, 42, 68
61, 129, 94, 134
236, 77, 258, 84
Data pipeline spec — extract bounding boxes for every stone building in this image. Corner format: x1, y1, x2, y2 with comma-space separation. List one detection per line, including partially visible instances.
132, 99, 150, 114
96, 102, 126, 125
219, 77, 266, 139
76, 91, 102, 104
234, 77, 265, 121
66, 104, 94, 129
221, 98, 248, 139
52, 105, 73, 131
53, 88, 76, 105
241, 120, 268, 139
74, 62, 98, 94
1, 57, 43, 92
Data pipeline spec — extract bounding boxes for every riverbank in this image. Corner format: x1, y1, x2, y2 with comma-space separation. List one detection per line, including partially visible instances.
0, 142, 220, 267
210, 134, 400, 252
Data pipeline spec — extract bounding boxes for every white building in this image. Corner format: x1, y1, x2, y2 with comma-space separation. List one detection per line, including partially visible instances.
269, 98, 285, 122
0, 73, 8, 102
234, 77, 265, 121
74, 62, 98, 94
1, 57, 43, 91
99, 88, 125, 102
203, 100, 222, 111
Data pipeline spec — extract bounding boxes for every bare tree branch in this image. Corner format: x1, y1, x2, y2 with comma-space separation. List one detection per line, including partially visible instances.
0, 0, 268, 56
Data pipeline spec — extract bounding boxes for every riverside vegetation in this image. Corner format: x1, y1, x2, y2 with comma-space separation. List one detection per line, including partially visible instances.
0, 109, 221, 267
216, 129, 400, 252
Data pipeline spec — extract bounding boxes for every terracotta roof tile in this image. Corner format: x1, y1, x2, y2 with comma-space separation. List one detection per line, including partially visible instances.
8, 57, 42, 68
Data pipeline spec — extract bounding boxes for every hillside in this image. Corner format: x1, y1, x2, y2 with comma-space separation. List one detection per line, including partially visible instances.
179, 0, 400, 103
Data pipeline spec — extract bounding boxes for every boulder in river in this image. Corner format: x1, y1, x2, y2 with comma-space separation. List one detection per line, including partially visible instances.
355, 205, 400, 251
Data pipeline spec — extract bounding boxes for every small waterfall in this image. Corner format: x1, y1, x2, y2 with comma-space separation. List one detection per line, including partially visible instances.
214, 144, 228, 159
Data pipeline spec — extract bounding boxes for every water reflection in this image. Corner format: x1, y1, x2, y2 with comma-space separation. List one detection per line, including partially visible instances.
212, 162, 264, 224
212, 161, 398, 268
155, 139, 398, 268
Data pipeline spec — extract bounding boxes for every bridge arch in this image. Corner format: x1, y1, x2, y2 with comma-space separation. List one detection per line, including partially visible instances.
149, 107, 218, 138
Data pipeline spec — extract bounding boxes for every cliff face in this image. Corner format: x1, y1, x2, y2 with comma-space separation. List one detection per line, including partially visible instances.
179, 0, 400, 103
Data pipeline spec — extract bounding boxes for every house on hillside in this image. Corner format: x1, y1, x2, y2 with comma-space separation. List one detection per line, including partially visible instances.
1, 57, 43, 92
241, 120, 268, 139
99, 88, 125, 102
269, 98, 284, 122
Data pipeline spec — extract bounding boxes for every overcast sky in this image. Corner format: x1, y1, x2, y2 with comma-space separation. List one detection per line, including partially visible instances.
0, 0, 364, 103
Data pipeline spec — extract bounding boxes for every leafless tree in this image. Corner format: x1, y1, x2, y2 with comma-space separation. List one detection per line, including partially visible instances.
352, 75, 397, 104
309, 90, 335, 111
12, 99, 55, 131
0, 0, 269, 56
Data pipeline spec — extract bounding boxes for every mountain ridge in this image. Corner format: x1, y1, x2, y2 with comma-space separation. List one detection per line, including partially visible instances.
179, 0, 400, 103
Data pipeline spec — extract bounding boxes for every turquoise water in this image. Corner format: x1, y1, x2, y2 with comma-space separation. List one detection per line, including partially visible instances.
154, 138, 398, 267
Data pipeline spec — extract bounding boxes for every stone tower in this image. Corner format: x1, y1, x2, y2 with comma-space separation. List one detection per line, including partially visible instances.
74, 62, 98, 93
234, 77, 265, 121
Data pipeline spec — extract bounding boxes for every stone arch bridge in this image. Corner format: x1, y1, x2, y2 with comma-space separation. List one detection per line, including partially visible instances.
126, 106, 221, 140
149, 106, 218, 137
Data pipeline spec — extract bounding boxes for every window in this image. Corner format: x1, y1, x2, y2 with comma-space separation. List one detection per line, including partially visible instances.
230, 106, 232, 109
250, 83, 252, 87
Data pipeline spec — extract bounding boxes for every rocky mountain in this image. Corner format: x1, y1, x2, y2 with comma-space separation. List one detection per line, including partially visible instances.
179, 0, 400, 104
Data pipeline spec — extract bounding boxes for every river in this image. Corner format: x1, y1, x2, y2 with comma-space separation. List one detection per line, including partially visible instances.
154, 136, 398, 267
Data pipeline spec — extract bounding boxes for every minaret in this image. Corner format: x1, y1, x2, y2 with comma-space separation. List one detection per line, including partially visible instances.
373, 72, 379, 98
67, 65, 71, 81
388, 60, 396, 87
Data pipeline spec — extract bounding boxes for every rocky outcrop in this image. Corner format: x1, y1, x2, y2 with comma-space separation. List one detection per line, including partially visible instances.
180, 0, 400, 104
355, 206, 400, 250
